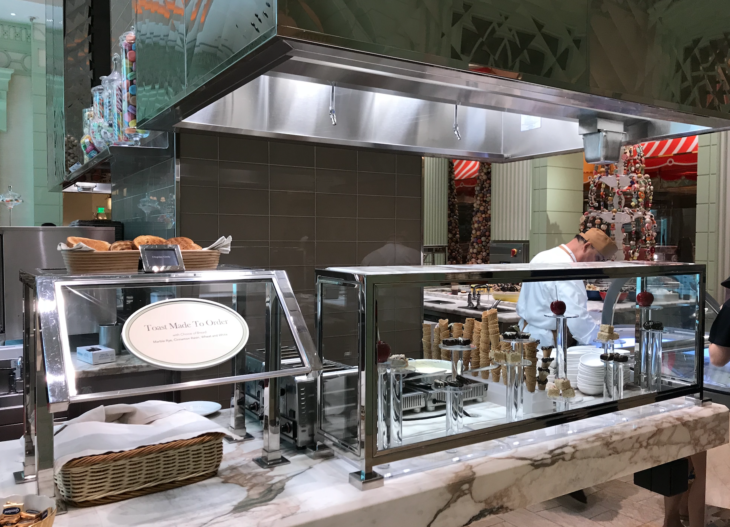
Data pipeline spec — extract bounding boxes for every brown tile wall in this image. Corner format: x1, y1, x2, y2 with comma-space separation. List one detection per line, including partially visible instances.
178, 131, 424, 337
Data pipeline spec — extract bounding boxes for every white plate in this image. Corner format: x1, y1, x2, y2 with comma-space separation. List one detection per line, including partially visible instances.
580, 353, 604, 368
406, 359, 451, 374
178, 401, 222, 417
578, 384, 604, 395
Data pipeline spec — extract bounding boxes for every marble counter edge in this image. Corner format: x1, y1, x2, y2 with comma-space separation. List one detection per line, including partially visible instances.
268, 403, 729, 527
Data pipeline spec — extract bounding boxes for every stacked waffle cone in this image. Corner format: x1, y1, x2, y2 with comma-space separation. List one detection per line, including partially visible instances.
438, 319, 450, 360
523, 340, 539, 393
479, 309, 498, 380
479, 309, 496, 379
422, 323, 433, 359
499, 342, 510, 384
471, 321, 482, 375
463, 318, 475, 371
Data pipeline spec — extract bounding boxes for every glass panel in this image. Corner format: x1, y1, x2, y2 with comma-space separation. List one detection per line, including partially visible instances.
136, 0, 277, 124
135, 0, 187, 126
703, 295, 727, 389
318, 282, 360, 454
56, 278, 309, 402
371, 272, 700, 452
45, 0, 65, 188
280, 0, 730, 119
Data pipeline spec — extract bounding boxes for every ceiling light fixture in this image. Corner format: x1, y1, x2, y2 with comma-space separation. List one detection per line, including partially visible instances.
10, 13, 16, 16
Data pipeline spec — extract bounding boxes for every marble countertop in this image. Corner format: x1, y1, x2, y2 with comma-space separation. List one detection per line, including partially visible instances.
1, 398, 727, 527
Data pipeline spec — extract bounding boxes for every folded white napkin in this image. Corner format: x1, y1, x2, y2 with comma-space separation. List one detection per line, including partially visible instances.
57, 242, 96, 252
53, 400, 236, 471
204, 235, 232, 254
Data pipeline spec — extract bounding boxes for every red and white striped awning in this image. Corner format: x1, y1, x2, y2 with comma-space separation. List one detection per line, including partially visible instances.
640, 136, 698, 158
453, 159, 480, 179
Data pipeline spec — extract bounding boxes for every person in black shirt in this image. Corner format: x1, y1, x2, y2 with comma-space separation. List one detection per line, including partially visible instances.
709, 277, 730, 367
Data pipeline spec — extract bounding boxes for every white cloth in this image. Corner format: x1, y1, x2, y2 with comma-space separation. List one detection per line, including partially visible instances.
204, 236, 232, 254
52, 400, 236, 471
516, 245, 598, 347
57, 242, 95, 252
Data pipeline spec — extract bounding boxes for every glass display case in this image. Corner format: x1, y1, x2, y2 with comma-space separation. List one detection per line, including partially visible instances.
17, 269, 318, 498
315, 262, 705, 489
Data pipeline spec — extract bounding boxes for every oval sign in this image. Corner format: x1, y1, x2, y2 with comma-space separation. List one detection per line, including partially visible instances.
122, 298, 249, 370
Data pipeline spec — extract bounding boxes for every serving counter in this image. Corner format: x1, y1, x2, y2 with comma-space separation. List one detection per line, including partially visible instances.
2, 399, 726, 526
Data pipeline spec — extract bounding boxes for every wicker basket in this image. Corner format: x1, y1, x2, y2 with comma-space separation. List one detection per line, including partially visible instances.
62, 250, 140, 274
55, 432, 225, 507
181, 250, 221, 270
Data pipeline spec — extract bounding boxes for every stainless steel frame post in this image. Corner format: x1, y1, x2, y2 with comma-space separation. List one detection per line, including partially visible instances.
555, 316, 569, 379
349, 276, 384, 490
254, 288, 289, 467
15, 284, 36, 484
34, 357, 55, 500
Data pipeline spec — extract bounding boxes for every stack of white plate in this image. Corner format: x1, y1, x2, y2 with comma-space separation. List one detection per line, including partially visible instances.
538, 345, 597, 385
577, 353, 605, 395
577, 352, 631, 395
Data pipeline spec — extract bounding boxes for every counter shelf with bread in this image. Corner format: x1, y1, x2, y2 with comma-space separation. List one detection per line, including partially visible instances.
315, 262, 705, 489
59, 235, 224, 273
16, 268, 320, 504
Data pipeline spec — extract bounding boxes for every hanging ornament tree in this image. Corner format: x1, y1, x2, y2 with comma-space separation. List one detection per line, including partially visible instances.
467, 163, 491, 264
580, 145, 657, 261
0, 186, 23, 226
447, 161, 464, 264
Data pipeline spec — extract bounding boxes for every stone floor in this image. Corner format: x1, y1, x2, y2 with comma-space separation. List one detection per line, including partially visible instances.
708, 506, 730, 527
472, 475, 668, 527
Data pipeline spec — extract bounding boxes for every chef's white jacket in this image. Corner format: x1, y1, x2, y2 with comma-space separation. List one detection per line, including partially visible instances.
515, 245, 598, 347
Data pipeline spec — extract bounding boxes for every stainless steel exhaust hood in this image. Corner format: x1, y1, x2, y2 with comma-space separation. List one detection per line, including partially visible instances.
177, 40, 716, 161
135, 1, 730, 161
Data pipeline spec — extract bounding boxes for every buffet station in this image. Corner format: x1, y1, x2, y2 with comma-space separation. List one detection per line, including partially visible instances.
2, 260, 728, 527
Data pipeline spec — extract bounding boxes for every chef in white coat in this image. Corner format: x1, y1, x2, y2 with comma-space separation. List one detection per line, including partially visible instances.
516, 228, 618, 347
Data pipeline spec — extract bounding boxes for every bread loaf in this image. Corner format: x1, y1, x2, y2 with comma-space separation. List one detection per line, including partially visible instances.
66, 237, 110, 251
109, 240, 138, 251
134, 235, 167, 247
166, 237, 200, 250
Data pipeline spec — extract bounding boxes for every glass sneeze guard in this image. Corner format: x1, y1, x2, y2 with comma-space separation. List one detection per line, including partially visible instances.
28, 269, 319, 412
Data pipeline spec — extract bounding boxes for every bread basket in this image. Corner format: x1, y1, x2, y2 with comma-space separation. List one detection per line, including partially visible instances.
55, 432, 225, 507
181, 250, 220, 270
62, 250, 140, 274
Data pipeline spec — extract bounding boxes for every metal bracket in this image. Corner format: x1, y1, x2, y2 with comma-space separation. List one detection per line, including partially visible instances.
305, 443, 334, 460
254, 453, 291, 468
686, 395, 713, 407
453, 103, 461, 140
349, 471, 385, 490
13, 471, 36, 484
329, 84, 337, 126
225, 432, 254, 443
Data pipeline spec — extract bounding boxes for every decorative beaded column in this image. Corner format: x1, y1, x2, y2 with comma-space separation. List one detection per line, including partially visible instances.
467, 163, 491, 264
447, 160, 464, 264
